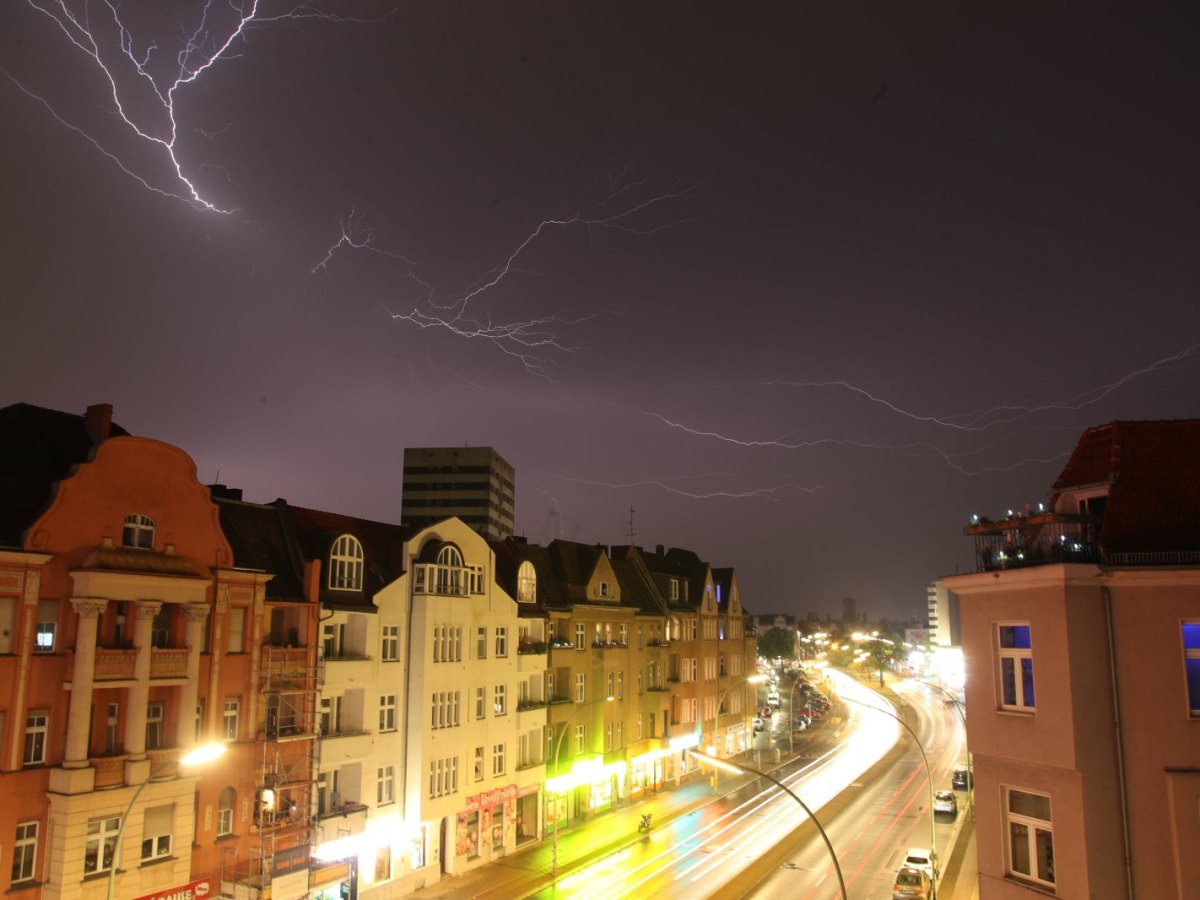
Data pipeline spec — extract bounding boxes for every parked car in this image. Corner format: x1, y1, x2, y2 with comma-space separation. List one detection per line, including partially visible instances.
767, 691, 781, 705
933, 790, 958, 817
753, 716, 765, 732
903, 847, 938, 881
952, 767, 973, 790
892, 865, 934, 899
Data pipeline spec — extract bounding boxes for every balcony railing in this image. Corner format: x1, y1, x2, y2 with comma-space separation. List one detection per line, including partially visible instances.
966, 512, 1101, 572
517, 642, 548, 655
412, 563, 470, 597
592, 640, 628, 650
69, 647, 189, 682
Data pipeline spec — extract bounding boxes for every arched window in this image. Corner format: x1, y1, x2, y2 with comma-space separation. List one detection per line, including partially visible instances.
435, 545, 463, 595
329, 535, 364, 591
517, 561, 537, 604
217, 787, 235, 836
122, 514, 155, 550
436, 546, 463, 568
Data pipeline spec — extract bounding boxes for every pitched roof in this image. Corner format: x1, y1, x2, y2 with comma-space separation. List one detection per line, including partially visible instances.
214, 498, 308, 601
0, 402, 130, 548
490, 537, 552, 615
1052, 419, 1200, 556
546, 540, 607, 605
288, 504, 413, 609
641, 545, 711, 610
609, 545, 670, 616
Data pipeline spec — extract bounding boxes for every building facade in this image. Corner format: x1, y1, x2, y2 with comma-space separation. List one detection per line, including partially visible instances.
400, 448, 515, 542
946, 420, 1200, 898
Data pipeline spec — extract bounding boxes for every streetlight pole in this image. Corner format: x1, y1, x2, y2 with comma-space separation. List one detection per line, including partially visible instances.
843, 696, 937, 865
709, 675, 765, 795
548, 696, 612, 877
107, 743, 227, 900
693, 751, 846, 900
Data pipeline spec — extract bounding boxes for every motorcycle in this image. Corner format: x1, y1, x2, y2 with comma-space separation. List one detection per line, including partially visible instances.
638, 813, 653, 833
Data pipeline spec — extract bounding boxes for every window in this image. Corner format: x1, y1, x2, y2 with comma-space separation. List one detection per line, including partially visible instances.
223, 698, 240, 741
140, 804, 173, 860
494, 684, 507, 716
23, 710, 47, 765
997, 624, 1035, 711
84, 816, 121, 874
619, 624, 628, 646
381, 624, 399, 661
11, 821, 37, 883
151, 604, 170, 648
1184, 623, 1200, 716
1005, 788, 1055, 888
615, 720, 622, 748
495, 626, 508, 657
227, 607, 246, 653
637, 669, 643, 695
607, 672, 614, 697
469, 564, 485, 594
34, 598, 59, 653
575, 673, 585, 703
605, 722, 613, 751
329, 534, 364, 591
517, 561, 537, 603
429, 757, 459, 799
146, 701, 164, 750
475, 686, 486, 720
598, 581, 609, 598
573, 724, 585, 754
106, 703, 120, 754
217, 788, 235, 836
477, 626, 487, 659
492, 743, 506, 776
670, 579, 679, 600
379, 694, 397, 731
378, 765, 395, 805
474, 746, 485, 781
431, 691, 460, 729
575, 623, 585, 649
122, 513, 155, 549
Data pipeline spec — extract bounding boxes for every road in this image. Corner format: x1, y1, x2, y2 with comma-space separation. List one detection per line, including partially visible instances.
533, 671, 970, 899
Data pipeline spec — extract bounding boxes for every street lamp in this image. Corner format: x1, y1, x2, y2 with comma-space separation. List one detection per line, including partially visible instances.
107, 742, 228, 900
708, 674, 765, 794
547, 695, 613, 877
842, 696, 937, 866
692, 751, 846, 900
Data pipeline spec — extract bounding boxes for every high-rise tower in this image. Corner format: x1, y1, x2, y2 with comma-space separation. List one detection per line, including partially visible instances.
401, 446, 515, 540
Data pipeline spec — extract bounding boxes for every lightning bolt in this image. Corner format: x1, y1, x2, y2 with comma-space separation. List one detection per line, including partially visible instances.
7, 0, 398, 213
312, 180, 697, 375
553, 474, 824, 502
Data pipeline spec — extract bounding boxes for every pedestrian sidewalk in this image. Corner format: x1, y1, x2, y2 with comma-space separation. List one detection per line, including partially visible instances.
412, 748, 779, 899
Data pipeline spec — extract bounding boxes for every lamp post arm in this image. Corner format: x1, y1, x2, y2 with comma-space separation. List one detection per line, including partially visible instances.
736, 759, 847, 900
106, 776, 151, 900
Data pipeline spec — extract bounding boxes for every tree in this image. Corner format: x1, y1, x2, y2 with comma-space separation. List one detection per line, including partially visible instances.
758, 626, 796, 660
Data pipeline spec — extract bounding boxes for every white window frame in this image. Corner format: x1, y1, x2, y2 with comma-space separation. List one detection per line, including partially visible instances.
494, 684, 507, 716
23, 710, 48, 765
379, 694, 397, 732
140, 804, 173, 860
1004, 787, 1055, 888
329, 534, 364, 591
495, 626, 508, 658
377, 765, 396, 805
573, 724, 585, 754
996, 623, 1036, 712
223, 698, 240, 741
146, 701, 164, 750
575, 673, 585, 703
84, 816, 121, 874
492, 743, 506, 776
12, 820, 38, 883
575, 623, 585, 649
474, 746, 485, 781
517, 561, 537, 603
381, 624, 399, 661
217, 788, 235, 836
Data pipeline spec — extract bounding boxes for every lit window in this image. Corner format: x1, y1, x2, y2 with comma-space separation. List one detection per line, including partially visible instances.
329, 535, 364, 591
997, 624, 1035, 712
1005, 788, 1055, 888
517, 561, 537, 603
122, 514, 155, 549
34, 599, 58, 653
1184, 623, 1200, 717
223, 698, 240, 741
11, 821, 38, 883
83, 816, 121, 874
494, 684, 507, 716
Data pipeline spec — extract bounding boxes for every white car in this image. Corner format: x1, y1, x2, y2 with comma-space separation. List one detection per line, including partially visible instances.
753, 716, 765, 732
903, 847, 938, 882
767, 691, 781, 705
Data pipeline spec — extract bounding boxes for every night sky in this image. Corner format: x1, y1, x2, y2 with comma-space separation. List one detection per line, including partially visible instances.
3, 2, 1198, 620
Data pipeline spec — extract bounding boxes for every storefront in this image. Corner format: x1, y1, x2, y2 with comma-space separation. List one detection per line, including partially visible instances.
630, 746, 673, 798
456, 784, 518, 865
516, 784, 540, 844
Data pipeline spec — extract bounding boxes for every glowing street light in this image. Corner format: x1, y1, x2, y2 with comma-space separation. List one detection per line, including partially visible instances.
692, 751, 846, 899
548, 695, 614, 877
709, 674, 766, 795
108, 742, 228, 900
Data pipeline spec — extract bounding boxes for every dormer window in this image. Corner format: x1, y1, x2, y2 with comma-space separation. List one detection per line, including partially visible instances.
598, 581, 610, 598
517, 561, 537, 604
122, 514, 155, 550
329, 535, 364, 591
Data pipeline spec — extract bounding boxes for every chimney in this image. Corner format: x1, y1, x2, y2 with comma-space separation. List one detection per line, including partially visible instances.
85, 403, 113, 446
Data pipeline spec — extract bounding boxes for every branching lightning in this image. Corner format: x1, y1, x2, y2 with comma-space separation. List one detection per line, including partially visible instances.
8, 0, 396, 213
312, 181, 697, 375
553, 474, 823, 502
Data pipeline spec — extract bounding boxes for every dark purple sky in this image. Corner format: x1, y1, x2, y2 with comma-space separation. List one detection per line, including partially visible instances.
3, 2, 1198, 620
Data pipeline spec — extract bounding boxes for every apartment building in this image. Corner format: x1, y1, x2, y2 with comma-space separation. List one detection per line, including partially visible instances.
945, 419, 1200, 898
401, 447, 515, 541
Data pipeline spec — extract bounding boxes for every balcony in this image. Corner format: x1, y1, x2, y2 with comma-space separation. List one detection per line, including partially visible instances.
67, 646, 189, 683
591, 640, 629, 652
966, 512, 1101, 572
318, 729, 373, 760
412, 563, 470, 597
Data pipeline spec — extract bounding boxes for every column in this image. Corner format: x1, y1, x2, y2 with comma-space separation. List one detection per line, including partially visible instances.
177, 603, 209, 747
124, 600, 161, 763
64, 598, 108, 767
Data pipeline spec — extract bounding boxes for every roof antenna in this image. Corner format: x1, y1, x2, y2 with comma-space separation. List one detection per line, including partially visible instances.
626, 505, 637, 541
